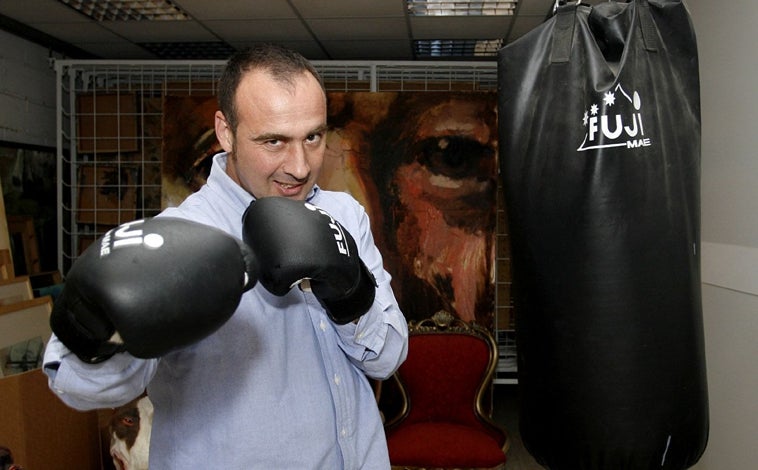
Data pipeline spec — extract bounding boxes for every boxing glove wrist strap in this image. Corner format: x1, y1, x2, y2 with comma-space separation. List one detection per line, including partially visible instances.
316, 260, 377, 324
49, 290, 126, 364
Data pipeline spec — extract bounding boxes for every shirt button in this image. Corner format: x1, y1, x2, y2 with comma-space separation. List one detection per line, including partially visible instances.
334, 374, 341, 385
320, 320, 327, 331
341, 428, 347, 438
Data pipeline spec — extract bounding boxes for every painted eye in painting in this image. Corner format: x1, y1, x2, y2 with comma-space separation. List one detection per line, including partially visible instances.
414, 136, 495, 180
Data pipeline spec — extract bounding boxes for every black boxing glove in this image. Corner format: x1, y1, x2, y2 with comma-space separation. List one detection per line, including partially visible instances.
50, 218, 257, 363
242, 197, 376, 324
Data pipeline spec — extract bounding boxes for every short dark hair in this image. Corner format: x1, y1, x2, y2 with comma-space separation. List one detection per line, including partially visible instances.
217, 44, 324, 133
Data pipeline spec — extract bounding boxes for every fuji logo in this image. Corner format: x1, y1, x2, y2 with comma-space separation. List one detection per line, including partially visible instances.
577, 83, 652, 152
100, 219, 164, 257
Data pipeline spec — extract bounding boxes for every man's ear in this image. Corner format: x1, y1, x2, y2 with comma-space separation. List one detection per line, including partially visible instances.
214, 111, 233, 152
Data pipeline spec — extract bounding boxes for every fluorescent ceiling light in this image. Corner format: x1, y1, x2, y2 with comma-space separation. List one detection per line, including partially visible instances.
58, 0, 191, 21
407, 0, 519, 16
414, 39, 504, 57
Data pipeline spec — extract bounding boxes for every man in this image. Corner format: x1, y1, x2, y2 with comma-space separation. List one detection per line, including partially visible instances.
44, 44, 408, 469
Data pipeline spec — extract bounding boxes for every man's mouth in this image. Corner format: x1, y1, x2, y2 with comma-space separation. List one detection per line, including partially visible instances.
276, 181, 305, 196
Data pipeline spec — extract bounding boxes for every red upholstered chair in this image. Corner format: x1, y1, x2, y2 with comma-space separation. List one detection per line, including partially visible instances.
384, 310, 509, 469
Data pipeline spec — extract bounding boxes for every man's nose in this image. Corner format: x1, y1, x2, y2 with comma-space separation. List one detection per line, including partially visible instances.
283, 143, 310, 180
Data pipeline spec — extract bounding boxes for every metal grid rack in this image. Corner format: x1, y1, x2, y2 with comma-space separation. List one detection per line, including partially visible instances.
55, 59, 500, 272
495, 179, 517, 384
54, 59, 514, 381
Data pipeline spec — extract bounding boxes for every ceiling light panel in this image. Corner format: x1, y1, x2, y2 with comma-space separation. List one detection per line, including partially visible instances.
407, 0, 518, 16
414, 39, 504, 57
58, 0, 191, 21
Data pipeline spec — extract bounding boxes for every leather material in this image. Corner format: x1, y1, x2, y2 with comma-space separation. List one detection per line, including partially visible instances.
497, 1, 708, 468
51, 218, 256, 363
242, 197, 376, 324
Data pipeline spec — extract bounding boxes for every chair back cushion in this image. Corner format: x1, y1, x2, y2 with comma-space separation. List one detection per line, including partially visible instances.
399, 332, 490, 428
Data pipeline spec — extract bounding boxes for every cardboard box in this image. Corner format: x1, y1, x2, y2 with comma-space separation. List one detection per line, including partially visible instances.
0, 368, 102, 469
0, 296, 49, 378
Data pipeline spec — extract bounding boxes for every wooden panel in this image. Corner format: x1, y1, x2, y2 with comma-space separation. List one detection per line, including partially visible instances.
0, 178, 10, 268
7, 215, 40, 275
0, 276, 34, 306
0, 249, 13, 280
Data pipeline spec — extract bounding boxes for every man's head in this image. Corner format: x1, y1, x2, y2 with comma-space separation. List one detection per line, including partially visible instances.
215, 44, 328, 200
217, 44, 324, 134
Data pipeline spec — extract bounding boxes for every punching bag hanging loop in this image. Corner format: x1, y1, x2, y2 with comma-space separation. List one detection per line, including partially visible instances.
550, 4, 578, 63
550, 0, 658, 65
636, 0, 660, 51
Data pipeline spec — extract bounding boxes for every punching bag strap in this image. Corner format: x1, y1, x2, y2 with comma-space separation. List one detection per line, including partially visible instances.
636, 0, 659, 52
550, 3, 579, 63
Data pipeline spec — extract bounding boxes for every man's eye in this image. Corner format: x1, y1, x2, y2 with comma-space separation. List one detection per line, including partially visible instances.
306, 133, 323, 144
121, 416, 137, 427
415, 136, 495, 179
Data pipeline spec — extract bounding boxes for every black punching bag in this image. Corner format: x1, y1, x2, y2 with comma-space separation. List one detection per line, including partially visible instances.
497, 1, 708, 469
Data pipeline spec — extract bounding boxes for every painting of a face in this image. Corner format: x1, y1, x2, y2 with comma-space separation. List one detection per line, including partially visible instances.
325, 92, 498, 326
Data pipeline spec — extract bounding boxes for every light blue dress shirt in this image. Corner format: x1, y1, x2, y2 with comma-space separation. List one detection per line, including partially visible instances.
44, 153, 408, 469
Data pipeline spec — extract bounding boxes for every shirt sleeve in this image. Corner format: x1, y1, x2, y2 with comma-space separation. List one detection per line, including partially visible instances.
335, 284, 408, 380
43, 333, 158, 410
333, 199, 408, 380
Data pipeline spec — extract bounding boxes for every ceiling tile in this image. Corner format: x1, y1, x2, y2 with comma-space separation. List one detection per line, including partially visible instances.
72, 41, 158, 59
321, 39, 413, 60
24, 21, 129, 43
177, 0, 297, 20
516, 0, 556, 16
307, 18, 409, 40
228, 40, 329, 60
0, 0, 89, 23
289, 0, 406, 18
101, 20, 217, 42
206, 19, 313, 42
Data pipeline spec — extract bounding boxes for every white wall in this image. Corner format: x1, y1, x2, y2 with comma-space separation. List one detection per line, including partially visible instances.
687, 0, 758, 468
0, 29, 57, 148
